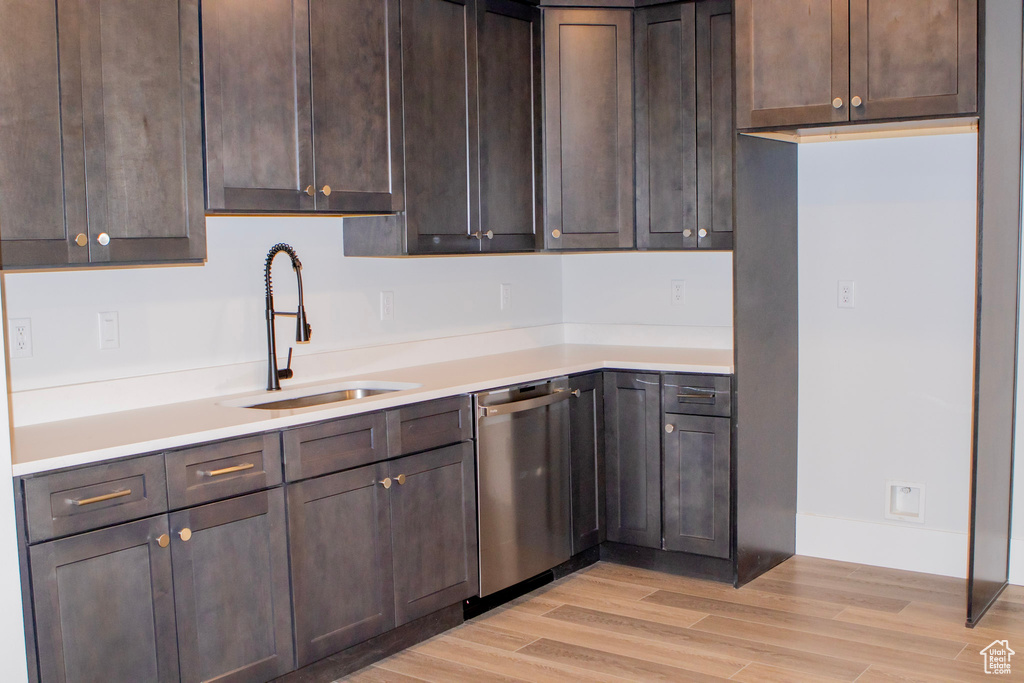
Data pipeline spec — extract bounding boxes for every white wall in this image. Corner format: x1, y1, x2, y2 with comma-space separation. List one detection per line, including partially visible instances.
796, 133, 979, 578
3, 216, 564, 393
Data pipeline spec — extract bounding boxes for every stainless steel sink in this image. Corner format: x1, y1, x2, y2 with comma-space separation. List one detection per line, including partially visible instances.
220, 381, 421, 411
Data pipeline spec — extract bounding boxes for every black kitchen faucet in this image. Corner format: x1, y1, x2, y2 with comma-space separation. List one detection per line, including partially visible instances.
264, 243, 312, 391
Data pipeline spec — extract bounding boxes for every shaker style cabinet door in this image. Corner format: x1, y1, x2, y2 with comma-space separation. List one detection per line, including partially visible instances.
476, 0, 543, 253
56, 0, 205, 265
603, 372, 662, 549
402, 0, 480, 253
662, 414, 731, 558
201, 0, 314, 212
287, 463, 396, 666
169, 489, 295, 683
389, 442, 478, 625
569, 372, 605, 554
848, 0, 977, 121
734, 0, 849, 129
543, 9, 634, 250
0, 0, 78, 267
30, 516, 180, 683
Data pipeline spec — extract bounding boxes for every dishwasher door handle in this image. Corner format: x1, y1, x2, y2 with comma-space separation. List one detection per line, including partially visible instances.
478, 389, 571, 418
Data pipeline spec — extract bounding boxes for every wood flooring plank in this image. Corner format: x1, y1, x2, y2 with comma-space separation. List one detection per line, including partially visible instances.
483, 605, 750, 678
846, 565, 966, 596
854, 664, 980, 683
744, 577, 911, 613
375, 650, 528, 683
540, 581, 707, 628
519, 638, 730, 682
691, 615, 994, 682
341, 666, 428, 682
728, 661, 849, 683
642, 590, 966, 658
899, 602, 1024, 639
538, 604, 868, 680
416, 634, 630, 682
448, 623, 539, 652
584, 563, 846, 618
764, 556, 865, 581
754, 571, 964, 609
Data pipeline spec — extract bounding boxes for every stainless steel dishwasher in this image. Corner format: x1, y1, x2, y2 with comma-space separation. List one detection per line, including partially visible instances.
475, 377, 572, 597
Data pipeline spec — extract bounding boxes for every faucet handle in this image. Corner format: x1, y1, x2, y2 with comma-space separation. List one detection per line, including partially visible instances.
277, 347, 294, 381
303, 323, 312, 342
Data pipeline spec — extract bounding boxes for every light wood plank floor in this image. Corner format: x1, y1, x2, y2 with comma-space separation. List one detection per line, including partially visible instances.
342, 557, 1024, 681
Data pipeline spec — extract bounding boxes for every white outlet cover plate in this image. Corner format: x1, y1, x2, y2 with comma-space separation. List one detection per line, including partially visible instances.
8, 318, 31, 359
671, 280, 686, 307
98, 311, 119, 350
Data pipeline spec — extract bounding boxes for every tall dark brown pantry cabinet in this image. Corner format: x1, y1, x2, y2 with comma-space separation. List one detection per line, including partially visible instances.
202, 0, 404, 214
0, 0, 206, 268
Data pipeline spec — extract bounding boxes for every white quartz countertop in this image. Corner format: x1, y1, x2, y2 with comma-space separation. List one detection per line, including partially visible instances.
12, 344, 733, 476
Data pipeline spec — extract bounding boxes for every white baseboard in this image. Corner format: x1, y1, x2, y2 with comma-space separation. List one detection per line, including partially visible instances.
1008, 539, 1024, 586
796, 513, 968, 579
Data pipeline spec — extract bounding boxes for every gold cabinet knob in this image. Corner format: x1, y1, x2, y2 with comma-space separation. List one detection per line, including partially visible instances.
96, 233, 110, 246
305, 185, 315, 197
320, 185, 331, 197
571, 389, 581, 398
851, 95, 863, 107
551, 229, 561, 239
665, 424, 675, 433
396, 474, 406, 485
75, 233, 88, 247
156, 534, 170, 548
381, 477, 392, 489
832, 97, 843, 109
683, 229, 692, 238
178, 528, 192, 542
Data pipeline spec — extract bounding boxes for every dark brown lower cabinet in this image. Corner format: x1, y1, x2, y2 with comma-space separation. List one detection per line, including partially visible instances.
30, 516, 180, 683
170, 489, 294, 683
389, 442, 478, 625
663, 414, 731, 558
569, 372, 605, 554
603, 372, 662, 548
287, 462, 395, 667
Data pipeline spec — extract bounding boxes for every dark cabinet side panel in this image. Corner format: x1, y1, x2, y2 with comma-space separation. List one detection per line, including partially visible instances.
543, 9, 634, 250
170, 489, 294, 682
390, 442, 478, 625
477, 0, 542, 252
30, 516, 180, 683
569, 372, 605, 554
201, 0, 314, 212
57, 0, 205, 264
734, 0, 849, 129
635, 3, 697, 250
696, 0, 733, 249
603, 372, 661, 549
0, 0, 76, 267
310, 0, 405, 212
287, 463, 396, 666
663, 414, 730, 558
402, 0, 479, 253
849, 0, 977, 120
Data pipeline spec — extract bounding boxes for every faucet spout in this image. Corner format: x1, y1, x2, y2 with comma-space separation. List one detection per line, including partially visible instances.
265, 243, 312, 391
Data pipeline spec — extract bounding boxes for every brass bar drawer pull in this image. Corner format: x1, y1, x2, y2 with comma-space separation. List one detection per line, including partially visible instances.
200, 462, 256, 478
70, 489, 132, 506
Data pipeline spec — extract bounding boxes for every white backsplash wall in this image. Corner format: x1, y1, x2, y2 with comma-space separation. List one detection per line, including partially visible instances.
3, 216, 564, 393
797, 133, 979, 578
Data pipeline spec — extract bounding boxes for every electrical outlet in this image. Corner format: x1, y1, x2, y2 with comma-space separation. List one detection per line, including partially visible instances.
380, 291, 394, 321
837, 280, 855, 309
500, 283, 512, 311
98, 311, 120, 350
671, 280, 686, 307
9, 318, 31, 358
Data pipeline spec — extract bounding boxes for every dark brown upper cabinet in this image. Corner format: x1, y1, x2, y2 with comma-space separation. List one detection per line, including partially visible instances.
202, 0, 404, 214
543, 9, 634, 251
735, 0, 977, 130
635, 0, 732, 251
0, 0, 206, 269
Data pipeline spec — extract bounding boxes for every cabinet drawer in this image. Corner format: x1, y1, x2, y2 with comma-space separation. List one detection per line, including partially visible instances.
662, 374, 731, 417
165, 433, 282, 509
386, 396, 473, 457
24, 454, 168, 543
283, 412, 389, 481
